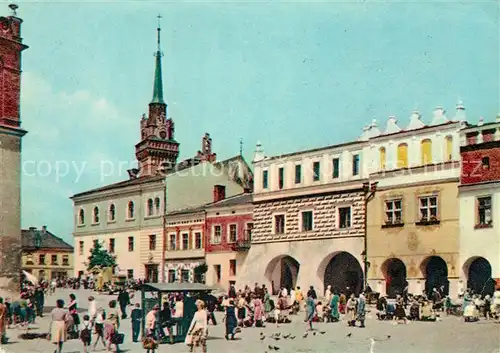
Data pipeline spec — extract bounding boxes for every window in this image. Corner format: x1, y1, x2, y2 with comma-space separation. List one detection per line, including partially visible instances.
482, 157, 490, 170
245, 222, 254, 240
181, 269, 190, 283
169, 234, 176, 250
168, 270, 176, 283
278, 167, 284, 189
149, 234, 157, 251
127, 201, 135, 219
295, 165, 302, 184
301, 211, 313, 231
385, 199, 403, 224
228, 224, 237, 243
397, 143, 408, 168
477, 196, 492, 226
352, 154, 360, 176
274, 214, 285, 234
51, 255, 58, 265
78, 209, 85, 225
147, 199, 154, 216
109, 238, 115, 253
39, 254, 45, 265
229, 259, 237, 276
93, 207, 100, 223
332, 158, 340, 178
214, 265, 221, 283
313, 161, 321, 181
128, 236, 134, 252
419, 196, 438, 222
262, 170, 268, 189
79, 241, 84, 255
213, 225, 222, 244
155, 197, 161, 214
421, 139, 432, 164
62, 255, 69, 266
127, 269, 134, 279
338, 206, 352, 229
93, 239, 99, 247
195, 232, 202, 249
445, 136, 453, 161
379, 147, 386, 170
182, 233, 189, 250
109, 204, 115, 221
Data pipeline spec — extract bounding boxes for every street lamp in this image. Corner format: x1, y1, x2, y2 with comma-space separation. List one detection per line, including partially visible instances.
362, 181, 378, 291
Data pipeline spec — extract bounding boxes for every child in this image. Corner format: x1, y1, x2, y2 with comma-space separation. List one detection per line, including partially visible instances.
131, 303, 143, 343
80, 315, 92, 353
316, 301, 324, 322
93, 307, 106, 350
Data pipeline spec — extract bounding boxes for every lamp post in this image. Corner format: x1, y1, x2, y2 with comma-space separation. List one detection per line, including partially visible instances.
362, 181, 378, 291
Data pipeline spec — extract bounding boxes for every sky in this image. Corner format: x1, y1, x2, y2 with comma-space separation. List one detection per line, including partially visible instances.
3, 1, 498, 244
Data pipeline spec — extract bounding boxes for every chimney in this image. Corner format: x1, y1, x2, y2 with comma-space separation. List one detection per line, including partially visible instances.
41, 225, 47, 233
213, 185, 226, 202
29, 227, 36, 231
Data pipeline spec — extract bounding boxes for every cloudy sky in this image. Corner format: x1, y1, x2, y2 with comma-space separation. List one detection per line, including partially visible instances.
4, 1, 498, 243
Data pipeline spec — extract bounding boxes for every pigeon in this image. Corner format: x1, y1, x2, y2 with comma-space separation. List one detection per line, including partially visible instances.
387, 335, 391, 339
302, 332, 308, 338
260, 335, 266, 341
289, 336, 296, 340
346, 333, 352, 338
313, 331, 317, 336
268, 345, 274, 350
275, 333, 281, 337
320, 331, 326, 335
272, 336, 280, 341
283, 334, 290, 339
273, 347, 280, 351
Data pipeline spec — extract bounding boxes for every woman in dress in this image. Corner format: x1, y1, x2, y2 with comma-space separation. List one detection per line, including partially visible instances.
356, 293, 366, 328
252, 295, 264, 327
305, 294, 316, 331
224, 299, 238, 340
49, 299, 68, 353
186, 299, 208, 353
330, 291, 340, 322
104, 300, 121, 353
68, 293, 80, 336
263, 289, 272, 320
339, 292, 347, 314
394, 295, 407, 324
324, 285, 332, 304
345, 294, 357, 327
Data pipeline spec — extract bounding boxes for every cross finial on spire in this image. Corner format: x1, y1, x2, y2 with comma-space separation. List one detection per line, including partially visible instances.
151, 14, 165, 105
240, 138, 243, 156
156, 14, 162, 52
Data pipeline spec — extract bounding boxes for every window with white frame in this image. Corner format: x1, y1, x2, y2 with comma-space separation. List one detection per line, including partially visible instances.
274, 214, 285, 234
194, 232, 202, 249
108, 204, 115, 221
228, 224, 237, 243
418, 195, 438, 221
338, 206, 352, 229
301, 211, 313, 231
313, 161, 321, 181
385, 199, 403, 224
169, 233, 176, 250
147, 199, 154, 216
477, 196, 492, 226
127, 201, 135, 219
154, 197, 161, 214
213, 225, 222, 244
93, 207, 100, 224
182, 233, 189, 250
78, 209, 85, 225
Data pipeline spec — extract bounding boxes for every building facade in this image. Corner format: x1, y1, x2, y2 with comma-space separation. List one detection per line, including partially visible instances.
366, 106, 464, 297
0, 5, 28, 289
459, 117, 500, 295
22, 226, 74, 280
205, 192, 253, 291
238, 140, 369, 295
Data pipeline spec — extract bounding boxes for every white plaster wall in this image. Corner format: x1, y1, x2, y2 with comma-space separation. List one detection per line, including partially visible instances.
459, 187, 500, 279
374, 165, 460, 188
237, 237, 364, 295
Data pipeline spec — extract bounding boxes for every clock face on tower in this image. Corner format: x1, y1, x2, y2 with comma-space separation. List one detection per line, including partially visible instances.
159, 130, 166, 139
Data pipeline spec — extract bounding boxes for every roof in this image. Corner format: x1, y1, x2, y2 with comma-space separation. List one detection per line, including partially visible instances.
22, 228, 73, 251
206, 192, 252, 209
71, 175, 164, 199
166, 204, 207, 217
141, 282, 216, 292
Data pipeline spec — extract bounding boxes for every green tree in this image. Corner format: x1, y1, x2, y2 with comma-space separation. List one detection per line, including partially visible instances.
87, 240, 116, 271
194, 263, 208, 283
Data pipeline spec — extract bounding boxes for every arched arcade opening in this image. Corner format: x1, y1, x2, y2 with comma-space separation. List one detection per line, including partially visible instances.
421, 256, 449, 297
465, 257, 494, 296
265, 255, 300, 295
381, 258, 407, 298
320, 252, 363, 296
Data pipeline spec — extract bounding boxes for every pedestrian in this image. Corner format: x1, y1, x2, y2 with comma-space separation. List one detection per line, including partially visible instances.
93, 307, 106, 351
68, 293, 80, 335
252, 294, 264, 327
224, 299, 238, 340
160, 300, 174, 343
186, 299, 208, 353
104, 300, 121, 353
0, 298, 7, 344
131, 303, 142, 343
49, 299, 69, 353
346, 293, 356, 327
80, 314, 92, 353
307, 286, 317, 300
305, 293, 316, 331
330, 291, 340, 322
357, 292, 366, 328
117, 289, 130, 319
35, 287, 44, 317
87, 296, 97, 323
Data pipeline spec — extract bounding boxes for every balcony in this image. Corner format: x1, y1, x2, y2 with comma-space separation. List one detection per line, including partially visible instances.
231, 239, 252, 252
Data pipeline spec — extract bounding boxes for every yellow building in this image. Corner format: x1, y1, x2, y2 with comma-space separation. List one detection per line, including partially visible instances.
22, 226, 74, 280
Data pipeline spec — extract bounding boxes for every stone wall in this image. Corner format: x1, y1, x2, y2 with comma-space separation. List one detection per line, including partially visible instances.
252, 190, 365, 243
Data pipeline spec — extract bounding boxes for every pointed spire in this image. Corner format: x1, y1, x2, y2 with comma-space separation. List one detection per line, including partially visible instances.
151, 14, 165, 105
455, 98, 466, 122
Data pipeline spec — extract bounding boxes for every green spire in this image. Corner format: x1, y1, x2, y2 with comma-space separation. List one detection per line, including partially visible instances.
151, 15, 165, 105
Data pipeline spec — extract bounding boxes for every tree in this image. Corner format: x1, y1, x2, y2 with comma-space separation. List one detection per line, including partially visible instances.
87, 240, 116, 271
193, 263, 208, 283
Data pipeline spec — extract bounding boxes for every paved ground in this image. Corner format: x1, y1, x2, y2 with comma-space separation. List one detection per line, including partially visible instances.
2, 289, 499, 353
